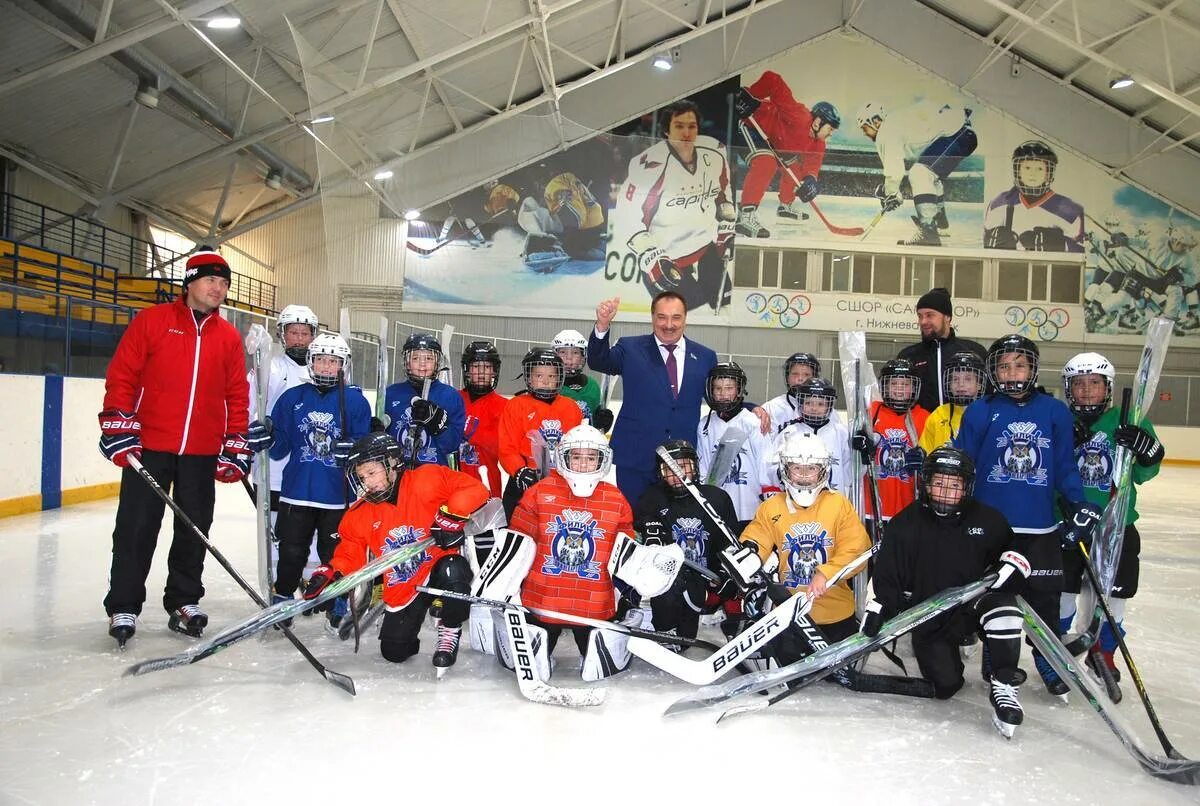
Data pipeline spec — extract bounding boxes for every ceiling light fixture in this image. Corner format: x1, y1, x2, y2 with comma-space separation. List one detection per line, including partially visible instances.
403, 209, 421, 221
652, 52, 673, 71
205, 16, 241, 29
311, 114, 335, 124
1109, 75, 1135, 90
374, 169, 394, 181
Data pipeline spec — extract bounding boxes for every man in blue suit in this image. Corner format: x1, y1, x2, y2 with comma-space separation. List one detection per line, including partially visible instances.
588, 292, 719, 506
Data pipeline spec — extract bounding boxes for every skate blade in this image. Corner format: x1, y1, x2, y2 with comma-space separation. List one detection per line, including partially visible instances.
991, 714, 1017, 740
435, 666, 449, 680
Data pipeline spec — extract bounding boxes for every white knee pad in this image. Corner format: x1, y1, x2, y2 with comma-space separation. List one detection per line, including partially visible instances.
909, 162, 939, 197
582, 627, 632, 682
493, 609, 552, 681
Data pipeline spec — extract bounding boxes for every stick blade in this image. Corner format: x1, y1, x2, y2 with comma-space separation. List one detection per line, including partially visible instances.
526, 681, 606, 708
324, 670, 357, 696
124, 654, 193, 677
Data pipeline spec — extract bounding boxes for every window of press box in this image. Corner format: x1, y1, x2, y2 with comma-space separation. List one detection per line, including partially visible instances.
734, 247, 812, 290
997, 260, 1082, 303
822, 253, 982, 299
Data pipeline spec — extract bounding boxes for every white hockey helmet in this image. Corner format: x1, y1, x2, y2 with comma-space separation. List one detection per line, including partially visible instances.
552, 329, 587, 351
556, 424, 612, 497
856, 101, 885, 128
777, 431, 831, 508
1062, 352, 1115, 419
276, 304, 318, 342
552, 329, 587, 375
307, 332, 351, 387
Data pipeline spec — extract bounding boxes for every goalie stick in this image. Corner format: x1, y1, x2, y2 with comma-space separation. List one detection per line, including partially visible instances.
245, 323, 274, 600
122, 455, 356, 695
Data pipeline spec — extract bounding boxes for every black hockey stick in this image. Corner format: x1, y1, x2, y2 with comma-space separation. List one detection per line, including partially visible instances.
125, 456, 355, 695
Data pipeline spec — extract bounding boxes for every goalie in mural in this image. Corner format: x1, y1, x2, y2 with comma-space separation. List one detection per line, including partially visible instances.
983, 140, 1085, 253
610, 99, 734, 312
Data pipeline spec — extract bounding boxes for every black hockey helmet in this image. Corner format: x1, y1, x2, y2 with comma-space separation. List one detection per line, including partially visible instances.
942, 352, 986, 406
783, 352, 822, 388
1012, 140, 1057, 197
880, 358, 921, 413
794, 377, 837, 430
461, 340, 501, 395
810, 101, 841, 130
521, 347, 564, 402
921, 446, 975, 519
656, 439, 699, 497
402, 332, 443, 385
705, 361, 748, 415
987, 334, 1040, 399
345, 433, 404, 503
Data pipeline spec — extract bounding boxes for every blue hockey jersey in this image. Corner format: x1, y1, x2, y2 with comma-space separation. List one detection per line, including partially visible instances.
384, 378, 466, 466
954, 391, 1084, 534
270, 383, 371, 508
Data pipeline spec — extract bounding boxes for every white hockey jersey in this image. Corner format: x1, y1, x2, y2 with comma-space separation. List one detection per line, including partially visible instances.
762, 393, 845, 436
611, 135, 729, 263
248, 350, 311, 491
696, 408, 771, 522
874, 101, 970, 190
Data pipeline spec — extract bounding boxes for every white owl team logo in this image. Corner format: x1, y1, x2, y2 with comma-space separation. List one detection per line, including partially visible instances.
670, 517, 708, 565
381, 525, 429, 587
876, 427, 913, 481
988, 421, 1049, 486
542, 508, 603, 580
1077, 432, 1113, 489
530, 420, 564, 470
299, 410, 339, 466
782, 521, 832, 588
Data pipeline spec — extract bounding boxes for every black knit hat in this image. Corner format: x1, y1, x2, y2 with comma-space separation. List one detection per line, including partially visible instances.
916, 286, 952, 317
182, 250, 232, 288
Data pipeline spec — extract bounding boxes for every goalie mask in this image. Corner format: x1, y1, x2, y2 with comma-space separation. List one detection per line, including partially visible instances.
346, 433, 404, 503
403, 333, 442, 387
987, 334, 1039, 399
777, 431, 831, 508
556, 424, 612, 497
656, 439, 699, 499
306, 333, 351, 389
276, 304, 318, 364
921, 446, 975, 519
1062, 352, 1115, 421
880, 359, 920, 413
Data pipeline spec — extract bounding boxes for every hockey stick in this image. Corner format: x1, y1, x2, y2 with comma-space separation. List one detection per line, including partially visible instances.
246, 323, 274, 599
500, 606, 606, 708
1085, 213, 1166, 278
743, 116, 865, 237
123, 455, 356, 696
1019, 597, 1200, 785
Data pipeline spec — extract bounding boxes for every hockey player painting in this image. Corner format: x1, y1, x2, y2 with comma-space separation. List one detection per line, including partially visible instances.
303, 433, 489, 675
610, 99, 734, 312
857, 99, 978, 247
733, 71, 840, 239
864, 447, 1030, 738
385, 333, 467, 466
983, 141, 1084, 253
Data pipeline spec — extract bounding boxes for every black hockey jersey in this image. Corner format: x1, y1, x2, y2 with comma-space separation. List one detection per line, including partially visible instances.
633, 481, 741, 571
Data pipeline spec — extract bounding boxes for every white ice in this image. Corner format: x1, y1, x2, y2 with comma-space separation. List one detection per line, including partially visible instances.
2, 468, 1199, 805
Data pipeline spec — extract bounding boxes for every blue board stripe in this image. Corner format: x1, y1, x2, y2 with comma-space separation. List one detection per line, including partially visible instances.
41, 375, 63, 510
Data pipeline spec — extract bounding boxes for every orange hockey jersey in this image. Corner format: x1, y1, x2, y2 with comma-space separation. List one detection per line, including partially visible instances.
331, 464, 489, 610
510, 473, 633, 622
460, 388, 508, 494
497, 393, 583, 476
863, 401, 929, 520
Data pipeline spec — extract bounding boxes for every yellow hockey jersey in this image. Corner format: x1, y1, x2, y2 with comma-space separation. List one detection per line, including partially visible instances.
918, 402, 967, 454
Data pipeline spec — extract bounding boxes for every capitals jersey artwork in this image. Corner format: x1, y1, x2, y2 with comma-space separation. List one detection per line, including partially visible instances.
696, 409, 772, 521
511, 473, 633, 622
330, 463, 489, 609
384, 378, 467, 466
863, 401, 929, 521
248, 350, 311, 492
269, 382, 371, 508
633, 480, 737, 572
985, 421, 1050, 486
1076, 431, 1113, 490
671, 517, 709, 566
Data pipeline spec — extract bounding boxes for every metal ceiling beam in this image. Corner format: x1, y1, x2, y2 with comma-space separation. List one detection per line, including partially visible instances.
386, 0, 464, 131
1061, 0, 1186, 82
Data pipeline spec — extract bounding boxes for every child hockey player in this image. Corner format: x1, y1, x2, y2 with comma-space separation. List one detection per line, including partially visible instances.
955, 334, 1099, 699
385, 333, 466, 466
864, 447, 1031, 738
303, 432, 489, 674
458, 341, 507, 495
696, 362, 773, 525
768, 377, 852, 495
267, 333, 371, 626
553, 329, 614, 433
919, 351, 987, 453
850, 358, 930, 534
762, 352, 843, 433
497, 348, 583, 518
1060, 352, 1164, 688
634, 439, 741, 640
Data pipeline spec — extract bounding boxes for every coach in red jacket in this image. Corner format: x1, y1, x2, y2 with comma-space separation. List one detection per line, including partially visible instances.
100, 250, 254, 645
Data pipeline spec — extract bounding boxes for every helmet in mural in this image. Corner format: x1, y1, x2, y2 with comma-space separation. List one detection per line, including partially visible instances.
1012, 140, 1057, 197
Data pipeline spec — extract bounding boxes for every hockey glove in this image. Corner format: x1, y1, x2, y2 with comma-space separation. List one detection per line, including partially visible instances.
410, 398, 449, 436
639, 519, 667, 546
733, 87, 761, 119
797, 175, 820, 204
860, 599, 885, 638
245, 419, 273, 453
1107, 231, 1129, 250
98, 409, 142, 468
1072, 419, 1094, 448
1059, 501, 1103, 551
629, 230, 681, 294
719, 541, 765, 593
431, 506, 468, 549
369, 415, 388, 433
304, 565, 342, 600
742, 580, 771, 620
215, 433, 253, 483
1114, 423, 1164, 466
331, 439, 356, 466
874, 183, 903, 214
512, 466, 540, 492
1019, 225, 1069, 253
983, 225, 1018, 251
990, 550, 1031, 593
903, 446, 926, 473
592, 407, 614, 434
715, 202, 736, 256
851, 429, 877, 464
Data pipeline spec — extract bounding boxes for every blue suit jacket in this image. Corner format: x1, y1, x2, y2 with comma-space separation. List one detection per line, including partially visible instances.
588, 331, 717, 472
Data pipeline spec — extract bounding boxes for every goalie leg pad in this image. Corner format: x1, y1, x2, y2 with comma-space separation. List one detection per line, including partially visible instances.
469, 604, 496, 654
493, 609, 552, 681
608, 532, 684, 598
473, 529, 535, 600
581, 626, 632, 682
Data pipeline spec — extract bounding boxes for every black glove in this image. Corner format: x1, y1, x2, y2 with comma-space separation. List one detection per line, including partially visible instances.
410, 399, 449, 436
1059, 501, 1103, 551
1019, 225, 1069, 252
733, 87, 761, 119
743, 581, 771, 620
984, 225, 1018, 250
639, 520, 667, 546
431, 506, 468, 549
903, 446, 926, 472
592, 407, 614, 434
851, 429, 876, 464
797, 175, 819, 204
860, 600, 884, 637
1072, 419, 1094, 448
246, 418, 273, 453
512, 466, 540, 492
1114, 423, 1164, 467
332, 439, 355, 466
875, 183, 902, 213
304, 565, 342, 600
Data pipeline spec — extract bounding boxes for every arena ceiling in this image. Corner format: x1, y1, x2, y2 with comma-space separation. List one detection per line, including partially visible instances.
1, 0, 1199, 245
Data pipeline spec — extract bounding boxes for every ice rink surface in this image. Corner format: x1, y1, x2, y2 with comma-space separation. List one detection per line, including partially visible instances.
2, 467, 1199, 805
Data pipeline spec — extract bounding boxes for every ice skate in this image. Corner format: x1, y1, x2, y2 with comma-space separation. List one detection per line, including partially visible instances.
989, 678, 1023, 740
109, 613, 136, 649
898, 217, 942, 247
1034, 654, 1069, 703
432, 623, 461, 679
735, 206, 769, 238
325, 595, 349, 636
979, 642, 1026, 685
776, 200, 809, 221
168, 604, 208, 638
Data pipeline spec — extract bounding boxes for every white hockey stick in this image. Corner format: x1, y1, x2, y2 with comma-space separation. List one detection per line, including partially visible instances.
499, 606, 606, 708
